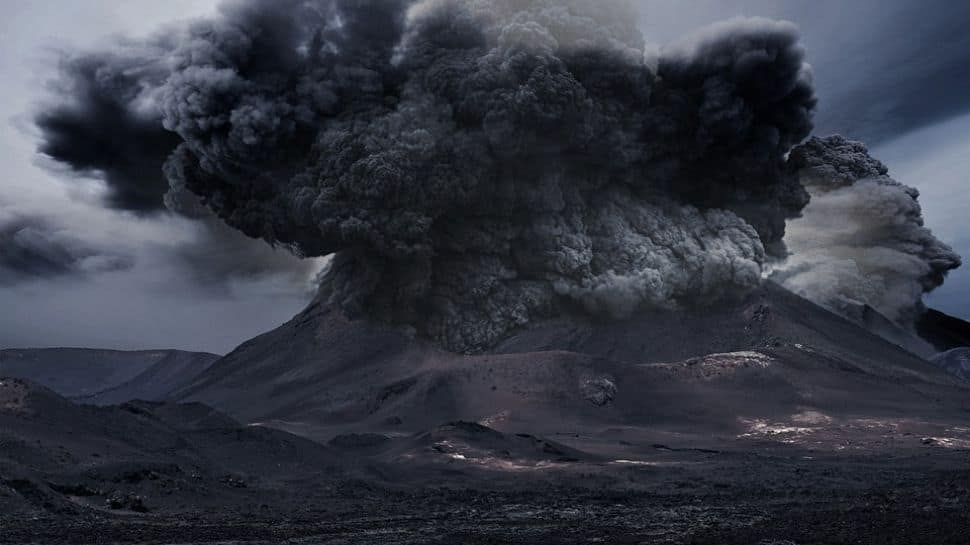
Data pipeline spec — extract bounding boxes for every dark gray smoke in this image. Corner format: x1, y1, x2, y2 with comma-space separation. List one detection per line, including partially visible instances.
37, 51, 180, 212
35, 40, 324, 292
0, 206, 132, 284
36, 0, 818, 352
773, 135, 962, 327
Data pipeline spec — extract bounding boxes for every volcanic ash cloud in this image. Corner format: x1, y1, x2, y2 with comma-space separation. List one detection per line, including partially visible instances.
773, 135, 961, 328
37, 1, 819, 352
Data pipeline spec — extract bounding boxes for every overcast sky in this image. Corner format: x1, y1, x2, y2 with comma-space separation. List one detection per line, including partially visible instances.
2, 0, 968, 353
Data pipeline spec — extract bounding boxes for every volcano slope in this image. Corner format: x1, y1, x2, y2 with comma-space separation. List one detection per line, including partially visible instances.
0, 377, 377, 543
174, 281, 968, 443
5, 282, 970, 544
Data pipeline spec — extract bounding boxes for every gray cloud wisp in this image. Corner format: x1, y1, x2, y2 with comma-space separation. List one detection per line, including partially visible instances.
0, 206, 133, 285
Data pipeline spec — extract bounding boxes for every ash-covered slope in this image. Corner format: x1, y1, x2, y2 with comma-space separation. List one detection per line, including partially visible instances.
494, 281, 937, 366
74, 350, 220, 406
175, 281, 968, 441
0, 377, 347, 516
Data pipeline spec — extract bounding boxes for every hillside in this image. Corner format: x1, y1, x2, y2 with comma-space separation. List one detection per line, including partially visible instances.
0, 348, 218, 401
0, 377, 349, 518
74, 351, 219, 405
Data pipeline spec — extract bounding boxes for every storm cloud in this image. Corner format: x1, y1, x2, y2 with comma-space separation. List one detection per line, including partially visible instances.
35, 0, 819, 352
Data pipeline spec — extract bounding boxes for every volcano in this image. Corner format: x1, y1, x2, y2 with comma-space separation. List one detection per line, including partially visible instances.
172, 281, 969, 443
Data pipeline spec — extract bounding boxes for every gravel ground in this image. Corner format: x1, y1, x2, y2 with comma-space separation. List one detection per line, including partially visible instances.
4, 447, 970, 545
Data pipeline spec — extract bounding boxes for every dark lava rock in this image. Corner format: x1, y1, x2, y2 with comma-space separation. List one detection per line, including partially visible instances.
580, 376, 617, 406
219, 475, 247, 488
106, 492, 148, 512
328, 433, 391, 450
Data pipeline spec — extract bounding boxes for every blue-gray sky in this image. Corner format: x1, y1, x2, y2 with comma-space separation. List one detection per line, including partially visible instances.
1, 0, 968, 353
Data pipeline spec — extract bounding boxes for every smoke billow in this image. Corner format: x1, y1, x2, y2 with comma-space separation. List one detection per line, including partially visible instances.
38, 0, 821, 352
35, 39, 324, 292
773, 136, 961, 327
36, 50, 180, 213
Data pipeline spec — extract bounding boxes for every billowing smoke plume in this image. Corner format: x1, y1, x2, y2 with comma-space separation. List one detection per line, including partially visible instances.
36, 40, 323, 292
37, 0, 818, 352
37, 50, 180, 213
773, 136, 961, 327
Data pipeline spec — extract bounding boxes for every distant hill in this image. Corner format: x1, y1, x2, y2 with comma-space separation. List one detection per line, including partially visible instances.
0, 348, 218, 401
74, 351, 220, 405
931, 348, 970, 382
917, 309, 970, 352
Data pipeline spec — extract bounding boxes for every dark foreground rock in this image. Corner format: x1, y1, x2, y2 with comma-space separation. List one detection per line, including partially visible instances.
2, 450, 970, 544
3, 376, 970, 544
